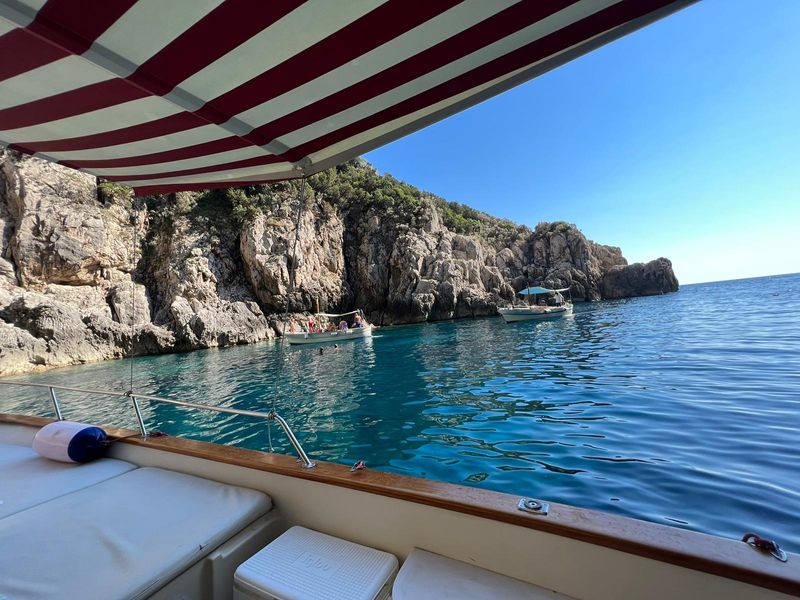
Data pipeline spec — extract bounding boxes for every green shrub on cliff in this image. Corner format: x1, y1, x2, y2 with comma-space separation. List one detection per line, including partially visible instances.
155, 157, 524, 240
97, 180, 133, 206
435, 200, 483, 234
537, 220, 576, 234
310, 159, 423, 223
199, 181, 298, 228
308, 158, 521, 238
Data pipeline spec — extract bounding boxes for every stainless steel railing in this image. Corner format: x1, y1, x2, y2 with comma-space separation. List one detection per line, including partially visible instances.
0, 381, 316, 468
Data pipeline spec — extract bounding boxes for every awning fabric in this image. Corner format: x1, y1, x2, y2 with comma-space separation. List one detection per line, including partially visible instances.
0, 0, 692, 195
316, 311, 361, 318
518, 286, 569, 295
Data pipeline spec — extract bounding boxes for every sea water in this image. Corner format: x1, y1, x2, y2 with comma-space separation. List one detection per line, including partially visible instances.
4, 273, 799, 551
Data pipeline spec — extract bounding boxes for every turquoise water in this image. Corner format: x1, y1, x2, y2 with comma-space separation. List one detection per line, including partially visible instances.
4, 273, 800, 551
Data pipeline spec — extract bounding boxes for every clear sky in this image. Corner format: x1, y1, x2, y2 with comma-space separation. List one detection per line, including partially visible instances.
364, 0, 800, 285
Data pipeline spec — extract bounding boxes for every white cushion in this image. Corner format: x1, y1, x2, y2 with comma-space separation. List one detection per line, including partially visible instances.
0, 443, 135, 519
0, 466, 272, 600
393, 549, 574, 600
0, 424, 38, 446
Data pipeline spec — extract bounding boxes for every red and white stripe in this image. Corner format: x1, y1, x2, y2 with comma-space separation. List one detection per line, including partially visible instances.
0, 0, 694, 194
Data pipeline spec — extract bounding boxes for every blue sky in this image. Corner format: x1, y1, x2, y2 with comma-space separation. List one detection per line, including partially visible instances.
364, 0, 800, 285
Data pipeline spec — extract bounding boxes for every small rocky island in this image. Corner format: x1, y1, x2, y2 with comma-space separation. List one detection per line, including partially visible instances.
0, 151, 677, 375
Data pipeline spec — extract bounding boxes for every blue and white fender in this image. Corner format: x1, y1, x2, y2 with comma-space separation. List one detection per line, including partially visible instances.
32, 421, 109, 463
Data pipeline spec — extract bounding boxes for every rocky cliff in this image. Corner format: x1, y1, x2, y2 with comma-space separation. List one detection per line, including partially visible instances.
0, 153, 677, 375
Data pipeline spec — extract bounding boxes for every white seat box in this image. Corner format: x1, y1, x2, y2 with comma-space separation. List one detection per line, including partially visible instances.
393, 548, 575, 600
234, 526, 398, 600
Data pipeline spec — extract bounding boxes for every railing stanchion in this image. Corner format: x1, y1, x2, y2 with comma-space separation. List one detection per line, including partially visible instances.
270, 412, 316, 468
48, 386, 63, 421
129, 394, 148, 439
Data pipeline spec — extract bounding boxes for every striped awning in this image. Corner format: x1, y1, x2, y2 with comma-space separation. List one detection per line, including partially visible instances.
0, 0, 692, 195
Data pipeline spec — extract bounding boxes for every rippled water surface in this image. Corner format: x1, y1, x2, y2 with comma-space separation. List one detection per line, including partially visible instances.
4, 274, 800, 550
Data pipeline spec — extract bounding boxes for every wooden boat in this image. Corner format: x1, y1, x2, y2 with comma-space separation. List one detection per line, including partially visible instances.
4, 2, 796, 598
285, 311, 373, 345
499, 287, 574, 323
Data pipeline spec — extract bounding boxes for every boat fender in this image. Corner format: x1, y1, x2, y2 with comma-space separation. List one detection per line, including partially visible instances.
32, 420, 109, 463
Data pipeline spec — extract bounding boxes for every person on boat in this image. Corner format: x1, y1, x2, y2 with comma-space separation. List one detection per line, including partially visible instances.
353, 314, 364, 328
554, 291, 564, 306
327, 322, 336, 333
339, 320, 348, 332
307, 316, 317, 333
289, 319, 297, 333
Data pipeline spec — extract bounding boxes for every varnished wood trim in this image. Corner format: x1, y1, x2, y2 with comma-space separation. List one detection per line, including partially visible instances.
2, 412, 797, 596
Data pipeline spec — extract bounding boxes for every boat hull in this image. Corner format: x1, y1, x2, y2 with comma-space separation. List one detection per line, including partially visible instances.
499, 305, 573, 323
285, 325, 373, 345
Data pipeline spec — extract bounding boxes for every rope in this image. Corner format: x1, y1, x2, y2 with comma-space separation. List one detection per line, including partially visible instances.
269, 175, 307, 450
129, 199, 138, 394
742, 532, 788, 561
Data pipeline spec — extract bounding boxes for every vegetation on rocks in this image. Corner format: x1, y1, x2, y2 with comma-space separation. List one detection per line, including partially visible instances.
309, 159, 520, 239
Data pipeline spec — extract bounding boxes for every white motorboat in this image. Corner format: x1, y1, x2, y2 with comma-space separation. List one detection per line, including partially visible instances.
499, 287, 574, 323
285, 310, 373, 345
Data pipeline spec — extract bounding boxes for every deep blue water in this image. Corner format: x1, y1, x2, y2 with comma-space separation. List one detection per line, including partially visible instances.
3, 273, 799, 551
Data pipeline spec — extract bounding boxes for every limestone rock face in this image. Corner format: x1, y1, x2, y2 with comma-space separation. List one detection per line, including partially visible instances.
143, 196, 274, 350
3, 156, 134, 286
0, 151, 176, 374
0, 290, 172, 375
0, 152, 678, 375
239, 199, 349, 313
601, 258, 680, 299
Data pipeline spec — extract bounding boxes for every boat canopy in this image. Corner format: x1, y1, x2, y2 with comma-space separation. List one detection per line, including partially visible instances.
316, 311, 361, 318
518, 286, 569, 295
0, 1, 693, 195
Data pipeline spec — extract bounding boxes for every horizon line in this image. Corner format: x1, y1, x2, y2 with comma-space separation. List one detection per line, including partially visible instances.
681, 271, 799, 287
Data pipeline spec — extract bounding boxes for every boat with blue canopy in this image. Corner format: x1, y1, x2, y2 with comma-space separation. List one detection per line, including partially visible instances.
498, 286, 573, 323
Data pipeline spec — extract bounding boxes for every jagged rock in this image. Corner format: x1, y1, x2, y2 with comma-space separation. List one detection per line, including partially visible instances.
0, 152, 173, 373
3, 153, 136, 286
43, 283, 113, 321
108, 281, 152, 327
168, 295, 271, 349
0, 292, 170, 373
143, 195, 275, 351
0, 322, 51, 374
240, 203, 349, 312
601, 258, 679, 299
